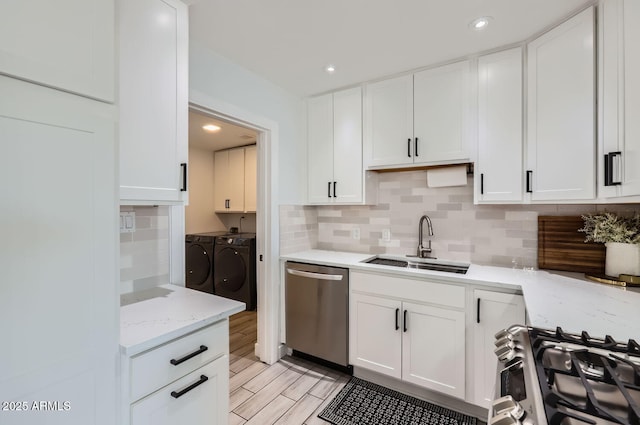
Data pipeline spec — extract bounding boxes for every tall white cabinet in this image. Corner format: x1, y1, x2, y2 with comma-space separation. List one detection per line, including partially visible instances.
599, 0, 640, 198
526, 7, 595, 201
476, 48, 523, 203
0, 56, 117, 425
118, 0, 189, 205
307, 87, 365, 204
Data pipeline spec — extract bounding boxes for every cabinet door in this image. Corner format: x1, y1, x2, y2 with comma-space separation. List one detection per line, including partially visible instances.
414, 61, 470, 165
472, 290, 525, 409
213, 150, 230, 211
0, 76, 118, 425
307, 93, 334, 203
527, 7, 595, 201
244, 145, 257, 212
621, 0, 640, 197
350, 293, 402, 379
226, 148, 246, 212
477, 48, 523, 202
0, 0, 114, 101
131, 355, 229, 425
364, 74, 414, 168
333, 87, 363, 203
119, 0, 188, 204
402, 302, 465, 399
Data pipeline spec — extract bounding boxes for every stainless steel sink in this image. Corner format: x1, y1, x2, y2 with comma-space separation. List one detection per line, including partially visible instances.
364, 256, 469, 274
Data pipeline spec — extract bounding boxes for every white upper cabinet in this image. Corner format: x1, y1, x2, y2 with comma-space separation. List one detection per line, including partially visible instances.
214, 147, 246, 213
599, 0, 640, 198
413, 61, 470, 165
526, 7, 595, 201
476, 48, 523, 203
364, 61, 471, 169
118, 0, 189, 205
308, 87, 367, 204
244, 145, 258, 213
0, 0, 114, 102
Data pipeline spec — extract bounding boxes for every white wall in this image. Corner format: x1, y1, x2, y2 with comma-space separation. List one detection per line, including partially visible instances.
185, 146, 226, 234
189, 41, 306, 204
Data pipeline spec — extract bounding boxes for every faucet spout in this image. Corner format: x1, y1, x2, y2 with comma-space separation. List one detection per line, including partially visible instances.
418, 215, 434, 258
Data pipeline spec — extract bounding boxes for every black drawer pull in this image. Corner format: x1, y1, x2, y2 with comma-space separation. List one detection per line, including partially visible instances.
170, 345, 208, 366
604, 152, 622, 186
395, 308, 400, 331
477, 298, 481, 324
333, 181, 337, 198
180, 163, 187, 192
403, 309, 408, 332
170, 375, 208, 399
526, 170, 533, 193
415, 137, 419, 157
407, 138, 411, 157
480, 173, 484, 195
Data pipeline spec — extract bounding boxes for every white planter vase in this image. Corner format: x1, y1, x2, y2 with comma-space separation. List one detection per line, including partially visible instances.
605, 242, 640, 277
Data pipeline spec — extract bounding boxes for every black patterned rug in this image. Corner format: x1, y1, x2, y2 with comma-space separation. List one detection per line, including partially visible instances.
318, 377, 478, 425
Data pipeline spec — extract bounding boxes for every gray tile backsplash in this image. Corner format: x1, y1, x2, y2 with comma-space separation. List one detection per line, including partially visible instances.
279, 170, 639, 268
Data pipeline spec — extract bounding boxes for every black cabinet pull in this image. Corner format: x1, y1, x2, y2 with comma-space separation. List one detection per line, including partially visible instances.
407, 138, 411, 157
170, 345, 208, 366
170, 375, 208, 399
403, 310, 408, 332
480, 173, 484, 195
477, 298, 481, 324
327, 182, 331, 198
395, 308, 400, 331
415, 137, 419, 157
526, 170, 533, 193
333, 181, 337, 198
604, 152, 622, 186
180, 163, 188, 192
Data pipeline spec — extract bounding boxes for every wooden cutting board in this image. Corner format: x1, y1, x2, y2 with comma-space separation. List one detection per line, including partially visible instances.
538, 216, 606, 274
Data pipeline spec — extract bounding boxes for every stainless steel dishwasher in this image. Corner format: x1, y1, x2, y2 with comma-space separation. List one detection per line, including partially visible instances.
285, 261, 349, 367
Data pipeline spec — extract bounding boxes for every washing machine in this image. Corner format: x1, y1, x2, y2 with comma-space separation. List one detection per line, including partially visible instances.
185, 232, 225, 294
213, 233, 256, 310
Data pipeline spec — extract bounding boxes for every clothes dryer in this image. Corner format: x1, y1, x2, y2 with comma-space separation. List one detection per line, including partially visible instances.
213, 233, 256, 310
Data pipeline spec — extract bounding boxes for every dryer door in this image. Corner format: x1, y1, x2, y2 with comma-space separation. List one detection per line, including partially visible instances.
186, 242, 213, 293
214, 247, 247, 293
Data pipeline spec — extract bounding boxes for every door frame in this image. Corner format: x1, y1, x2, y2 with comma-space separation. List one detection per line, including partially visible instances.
171, 89, 281, 364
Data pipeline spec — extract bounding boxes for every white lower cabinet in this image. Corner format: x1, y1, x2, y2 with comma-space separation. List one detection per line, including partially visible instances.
350, 272, 466, 399
122, 320, 230, 425
131, 356, 228, 425
471, 290, 526, 409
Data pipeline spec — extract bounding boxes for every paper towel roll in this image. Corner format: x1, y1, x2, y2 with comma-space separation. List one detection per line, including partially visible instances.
426, 165, 468, 188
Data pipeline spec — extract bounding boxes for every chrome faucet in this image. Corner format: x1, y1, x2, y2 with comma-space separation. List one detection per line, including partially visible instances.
417, 215, 434, 258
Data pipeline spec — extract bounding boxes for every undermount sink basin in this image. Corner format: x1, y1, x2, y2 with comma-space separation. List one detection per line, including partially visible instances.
364, 256, 469, 275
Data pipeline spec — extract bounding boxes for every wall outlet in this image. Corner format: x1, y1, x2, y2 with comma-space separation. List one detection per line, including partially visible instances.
382, 229, 391, 241
120, 211, 136, 233
351, 227, 360, 240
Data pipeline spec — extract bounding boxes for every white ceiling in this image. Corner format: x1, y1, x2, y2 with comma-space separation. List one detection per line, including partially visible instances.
189, 109, 257, 151
189, 0, 594, 97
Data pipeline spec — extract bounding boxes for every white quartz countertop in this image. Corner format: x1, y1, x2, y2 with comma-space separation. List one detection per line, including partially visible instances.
281, 250, 640, 342
120, 284, 245, 356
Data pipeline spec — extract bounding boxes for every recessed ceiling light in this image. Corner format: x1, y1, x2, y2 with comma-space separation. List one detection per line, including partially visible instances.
325, 64, 336, 74
202, 124, 221, 132
469, 16, 492, 30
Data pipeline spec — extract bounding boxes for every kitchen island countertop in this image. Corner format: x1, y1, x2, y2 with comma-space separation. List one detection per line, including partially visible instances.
281, 249, 640, 341
120, 284, 245, 356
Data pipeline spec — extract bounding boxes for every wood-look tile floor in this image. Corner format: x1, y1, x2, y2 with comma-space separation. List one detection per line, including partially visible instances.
228, 311, 349, 425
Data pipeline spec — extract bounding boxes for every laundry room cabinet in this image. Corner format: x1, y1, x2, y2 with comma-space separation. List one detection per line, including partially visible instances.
350, 271, 466, 399
363, 60, 471, 169
526, 7, 595, 201
118, 0, 189, 205
214, 147, 246, 212
598, 0, 640, 199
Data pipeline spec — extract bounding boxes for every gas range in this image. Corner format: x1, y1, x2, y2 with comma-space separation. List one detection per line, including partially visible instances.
491, 325, 640, 425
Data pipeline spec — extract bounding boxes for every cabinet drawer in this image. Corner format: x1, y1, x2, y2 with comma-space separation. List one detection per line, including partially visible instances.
129, 320, 228, 402
351, 271, 465, 309
131, 355, 229, 425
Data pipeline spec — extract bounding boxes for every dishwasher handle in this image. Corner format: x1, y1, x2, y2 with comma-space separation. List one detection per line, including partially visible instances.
286, 268, 344, 281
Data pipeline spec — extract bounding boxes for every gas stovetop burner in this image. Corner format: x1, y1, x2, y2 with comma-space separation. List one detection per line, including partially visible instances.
530, 327, 640, 425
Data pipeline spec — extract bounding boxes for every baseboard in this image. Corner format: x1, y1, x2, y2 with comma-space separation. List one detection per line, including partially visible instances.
353, 367, 488, 421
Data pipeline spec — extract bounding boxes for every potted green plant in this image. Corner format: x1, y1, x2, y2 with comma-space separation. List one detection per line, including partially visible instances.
579, 212, 640, 277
